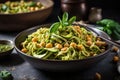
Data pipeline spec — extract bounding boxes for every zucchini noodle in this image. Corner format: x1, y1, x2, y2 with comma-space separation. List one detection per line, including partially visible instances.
21, 25, 107, 60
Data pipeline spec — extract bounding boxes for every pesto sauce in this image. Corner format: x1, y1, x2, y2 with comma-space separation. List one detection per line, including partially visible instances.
0, 44, 12, 53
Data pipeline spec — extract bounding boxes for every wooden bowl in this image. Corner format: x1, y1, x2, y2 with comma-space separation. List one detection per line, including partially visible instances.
0, 0, 54, 32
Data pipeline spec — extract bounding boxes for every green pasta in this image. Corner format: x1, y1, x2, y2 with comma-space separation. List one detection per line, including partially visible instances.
21, 25, 107, 60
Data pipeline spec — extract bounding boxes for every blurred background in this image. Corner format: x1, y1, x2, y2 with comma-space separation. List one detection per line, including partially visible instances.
52, 0, 120, 22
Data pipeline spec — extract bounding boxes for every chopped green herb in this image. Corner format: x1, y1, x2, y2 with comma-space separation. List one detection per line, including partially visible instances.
49, 12, 76, 33
0, 44, 12, 53
0, 70, 13, 80
96, 19, 120, 40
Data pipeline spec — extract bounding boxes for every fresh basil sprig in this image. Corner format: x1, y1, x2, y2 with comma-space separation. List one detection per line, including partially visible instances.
96, 19, 120, 40
0, 70, 13, 80
49, 12, 76, 33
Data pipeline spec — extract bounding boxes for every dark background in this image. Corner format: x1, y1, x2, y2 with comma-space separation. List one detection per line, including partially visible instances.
52, 0, 120, 22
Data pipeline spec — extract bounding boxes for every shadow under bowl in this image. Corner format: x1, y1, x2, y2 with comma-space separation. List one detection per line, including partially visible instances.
14, 24, 112, 72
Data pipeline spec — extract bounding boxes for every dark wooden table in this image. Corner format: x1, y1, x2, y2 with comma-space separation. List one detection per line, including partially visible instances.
0, 1, 120, 80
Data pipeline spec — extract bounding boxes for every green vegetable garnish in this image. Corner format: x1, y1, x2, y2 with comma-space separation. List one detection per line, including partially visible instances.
49, 12, 76, 33
28, 2, 36, 7
96, 19, 120, 40
0, 70, 13, 80
49, 22, 60, 33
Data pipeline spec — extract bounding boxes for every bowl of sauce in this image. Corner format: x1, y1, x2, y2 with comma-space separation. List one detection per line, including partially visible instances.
0, 40, 14, 57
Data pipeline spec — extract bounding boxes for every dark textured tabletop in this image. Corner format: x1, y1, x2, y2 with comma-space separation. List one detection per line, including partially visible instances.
0, 0, 120, 80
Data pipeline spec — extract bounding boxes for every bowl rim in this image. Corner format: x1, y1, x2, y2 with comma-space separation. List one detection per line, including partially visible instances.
14, 24, 112, 62
0, 0, 54, 15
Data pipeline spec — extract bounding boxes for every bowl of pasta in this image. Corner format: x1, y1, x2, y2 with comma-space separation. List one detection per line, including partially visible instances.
14, 13, 112, 72
0, 0, 53, 32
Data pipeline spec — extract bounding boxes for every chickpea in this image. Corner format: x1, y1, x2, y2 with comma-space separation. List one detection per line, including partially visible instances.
96, 41, 106, 46
94, 72, 101, 80
86, 35, 92, 41
10, 3, 15, 7
55, 43, 62, 49
30, 7, 35, 11
37, 2, 41, 6
86, 41, 92, 46
70, 42, 77, 48
20, 0, 24, 3
113, 56, 119, 62
32, 37, 38, 42
21, 48, 28, 53
90, 52, 94, 56
37, 44, 41, 48
61, 47, 68, 51
87, 37, 92, 41
40, 42, 46, 47
45, 35, 49, 38
74, 26, 80, 30
64, 43, 69, 47
101, 42, 106, 46
93, 54, 97, 56
77, 29, 81, 34
77, 44, 83, 51
37, 42, 46, 48
74, 26, 81, 33
101, 49, 105, 52
97, 37, 101, 41
112, 46, 119, 52
45, 43, 53, 48
35, 7, 39, 11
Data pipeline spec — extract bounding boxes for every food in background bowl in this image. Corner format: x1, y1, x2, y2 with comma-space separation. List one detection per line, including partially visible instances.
0, 44, 12, 53
0, 0, 45, 14
14, 13, 111, 71
0, 0, 53, 32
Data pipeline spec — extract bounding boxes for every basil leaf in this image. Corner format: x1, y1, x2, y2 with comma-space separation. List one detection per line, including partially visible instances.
28, 2, 36, 7
68, 16, 76, 25
49, 22, 60, 33
97, 27, 104, 31
106, 29, 112, 35
96, 19, 117, 27
58, 16, 62, 24
62, 12, 68, 23
63, 21, 69, 27
49, 12, 76, 33
44, 48, 58, 52
0, 70, 13, 80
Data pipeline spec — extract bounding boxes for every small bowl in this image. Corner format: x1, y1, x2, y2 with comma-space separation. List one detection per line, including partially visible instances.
0, 40, 14, 57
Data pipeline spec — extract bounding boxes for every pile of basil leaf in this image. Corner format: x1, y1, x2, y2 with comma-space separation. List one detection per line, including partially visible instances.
96, 19, 120, 40
49, 12, 76, 33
